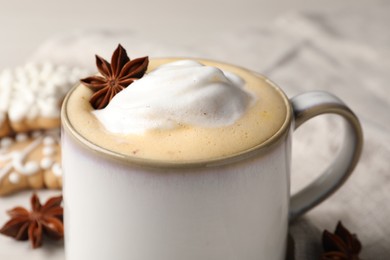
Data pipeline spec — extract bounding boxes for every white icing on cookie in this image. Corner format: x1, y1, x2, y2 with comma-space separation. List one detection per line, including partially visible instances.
43, 136, 55, 145
41, 157, 54, 170
0, 131, 62, 187
0, 62, 87, 123
42, 146, 55, 156
52, 163, 62, 177
11, 137, 42, 175
8, 171, 20, 184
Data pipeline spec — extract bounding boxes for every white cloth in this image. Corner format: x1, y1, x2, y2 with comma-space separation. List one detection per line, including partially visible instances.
1, 3, 389, 259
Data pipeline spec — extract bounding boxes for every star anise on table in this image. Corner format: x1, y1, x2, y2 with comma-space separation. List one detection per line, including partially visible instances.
80, 44, 149, 109
0, 193, 63, 249
321, 221, 362, 260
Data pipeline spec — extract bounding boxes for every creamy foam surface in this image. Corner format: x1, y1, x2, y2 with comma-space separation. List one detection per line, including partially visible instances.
93, 60, 255, 134
66, 59, 288, 162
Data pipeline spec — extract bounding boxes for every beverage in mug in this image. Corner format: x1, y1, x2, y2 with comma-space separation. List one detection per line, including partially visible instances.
62, 55, 362, 260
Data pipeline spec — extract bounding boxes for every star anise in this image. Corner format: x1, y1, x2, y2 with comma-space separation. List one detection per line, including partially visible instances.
80, 44, 149, 109
321, 221, 362, 260
0, 193, 63, 249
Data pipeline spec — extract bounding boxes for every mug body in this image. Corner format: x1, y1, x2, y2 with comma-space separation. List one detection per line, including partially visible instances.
62, 56, 364, 260
61, 57, 296, 260
62, 126, 292, 260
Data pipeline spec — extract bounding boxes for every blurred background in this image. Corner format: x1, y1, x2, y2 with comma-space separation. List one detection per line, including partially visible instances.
0, 0, 389, 259
0, 0, 384, 68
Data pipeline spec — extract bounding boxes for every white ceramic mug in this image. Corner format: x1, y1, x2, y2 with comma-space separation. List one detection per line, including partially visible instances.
61, 61, 363, 260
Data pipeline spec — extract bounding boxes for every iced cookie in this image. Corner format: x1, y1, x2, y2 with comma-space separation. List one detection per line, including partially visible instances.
0, 62, 87, 137
0, 130, 62, 196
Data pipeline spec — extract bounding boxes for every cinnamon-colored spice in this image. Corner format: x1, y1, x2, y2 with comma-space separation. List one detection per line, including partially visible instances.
80, 44, 149, 109
0, 193, 63, 248
321, 221, 362, 260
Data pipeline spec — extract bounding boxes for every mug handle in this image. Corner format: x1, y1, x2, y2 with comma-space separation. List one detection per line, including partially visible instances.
289, 91, 363, 221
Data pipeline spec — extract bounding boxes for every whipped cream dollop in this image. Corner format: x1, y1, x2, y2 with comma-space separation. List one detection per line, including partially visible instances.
93, 60, 256, 134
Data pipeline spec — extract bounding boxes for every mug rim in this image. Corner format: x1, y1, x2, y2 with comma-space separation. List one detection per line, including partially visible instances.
61, 58, 293, 168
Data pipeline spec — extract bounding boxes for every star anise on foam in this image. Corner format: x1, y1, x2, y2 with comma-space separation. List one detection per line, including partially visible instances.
0, 193, 63, 249
80, 44, 149, 109
321, 221, 362, 260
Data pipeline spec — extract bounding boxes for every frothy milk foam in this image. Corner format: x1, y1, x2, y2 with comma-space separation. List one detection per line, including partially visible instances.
93, 60, 254, 134
66, 58, 288, 162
